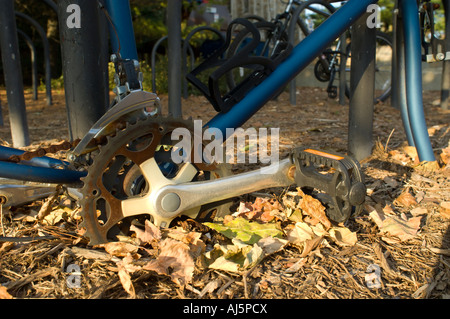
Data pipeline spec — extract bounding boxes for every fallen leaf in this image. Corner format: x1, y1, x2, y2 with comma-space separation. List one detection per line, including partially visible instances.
440, 145, 450, 165
103, 242, 139, 258
284, 258, 307, 273
204, 217, 284, 245
410, 207, 428, 216
117, 264, 136, 298
256, 236, 288, 255
382, 204, 396, 216
402, 146, 419, 162
130, 219, 161, 245
286, 222, 315, 245
143, 238, 194, 286
383, 176, 398, 188
369, 209, 422, 242
167, 227, 206, 258
0, 286, 13, 299
300, 236, 323, 257
440, 202, 450, 219
388, 149, 410, 165
394, 192, 418, 207
234, 198, 283, 223
329, 227, 358, 246
297, 188, 331, 229
206, 241, 264, 273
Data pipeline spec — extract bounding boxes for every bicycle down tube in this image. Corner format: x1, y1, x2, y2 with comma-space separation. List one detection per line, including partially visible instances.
0, 0, 436, 185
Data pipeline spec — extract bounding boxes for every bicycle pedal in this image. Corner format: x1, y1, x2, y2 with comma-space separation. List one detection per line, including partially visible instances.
289, 148, 366, 223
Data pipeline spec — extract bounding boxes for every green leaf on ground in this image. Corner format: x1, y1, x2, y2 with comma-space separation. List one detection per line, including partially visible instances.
204, 217, 284, 244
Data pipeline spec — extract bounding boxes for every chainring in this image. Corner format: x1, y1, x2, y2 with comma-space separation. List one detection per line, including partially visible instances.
79, 115, 231, 245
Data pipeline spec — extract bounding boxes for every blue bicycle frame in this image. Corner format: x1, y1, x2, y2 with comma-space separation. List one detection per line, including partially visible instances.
0, 0, 435, 185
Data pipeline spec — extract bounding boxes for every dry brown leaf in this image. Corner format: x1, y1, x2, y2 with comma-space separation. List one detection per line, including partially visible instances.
369, 208, 422, 242
383, 176, 399, 188
0, 286, 13, 299
394, 192, 418, 208
440, 145, 450, 165
103, 242, 139, 257
167, 227, 206, 258
388, 149, 410, 165
402, 146, 419, 162
143, 238, 195, 286
382, 204, 396, 216
286, 222, 315, 245
440, 202, 450, 219
300, 236, 323, 257
329, 227, 358, 246
117, 264, 136, 298
297, 188, 331, 229
130, 219, 161, 245
410, 207, 428, 217
234, 198, 283, 223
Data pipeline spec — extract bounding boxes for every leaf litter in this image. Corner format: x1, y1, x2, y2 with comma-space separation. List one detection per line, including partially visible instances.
0, 89, 449, 299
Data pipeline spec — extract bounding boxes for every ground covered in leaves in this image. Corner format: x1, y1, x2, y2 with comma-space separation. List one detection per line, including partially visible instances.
0, 88, 449, 300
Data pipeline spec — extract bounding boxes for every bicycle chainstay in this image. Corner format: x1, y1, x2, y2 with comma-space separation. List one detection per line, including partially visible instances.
290, 147, 366, 223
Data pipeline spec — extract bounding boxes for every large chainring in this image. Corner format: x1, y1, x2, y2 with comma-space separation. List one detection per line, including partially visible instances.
79, 115, 231, 245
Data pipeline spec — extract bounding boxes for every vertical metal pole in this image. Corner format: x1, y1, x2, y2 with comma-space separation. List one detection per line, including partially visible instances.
399, 0, 435, 162
392, 2, 415, 146
15, 12, 52, 106
0, 94, 3, 126
98, 0, 110, 109
58, 0, 108, 140
441, 0, 450, 110
0, 0, 30, 147
338, 32, 347, 106
167, 0, 182, 118
17, 29, 38, 101
348, 12, 376, 161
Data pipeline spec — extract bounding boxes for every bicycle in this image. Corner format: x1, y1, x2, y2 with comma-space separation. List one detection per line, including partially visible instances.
0, 0, 438, 245
220, 0, 392, 104
314, 29, 392, 103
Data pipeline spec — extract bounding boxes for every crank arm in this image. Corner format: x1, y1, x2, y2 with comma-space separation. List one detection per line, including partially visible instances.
121, 158, 295, 227
154, 158, 295, 218
0, 179, 58, 207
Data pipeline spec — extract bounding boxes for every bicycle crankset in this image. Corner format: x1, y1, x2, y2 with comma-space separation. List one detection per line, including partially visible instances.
78, 111, 366, 244
79, 115, 231, 245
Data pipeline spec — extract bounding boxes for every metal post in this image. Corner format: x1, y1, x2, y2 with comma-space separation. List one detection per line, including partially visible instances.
338, 31, 347, 106
167, 0, 182, 118
15, 12, 52, 106
399, 0, 435, 162
392, 3, 415, 146
0, 0, 30, 147
57, 0, 108, 140
441, 0, 449, 110
348, 12, 376, 161
17, 29, 38, 101
0, 91, 4, 126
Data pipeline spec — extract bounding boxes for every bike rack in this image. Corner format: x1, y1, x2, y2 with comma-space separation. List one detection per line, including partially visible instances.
17, 29, 38, 101
0, 1, 30, 147
57, 0, 109, 140
15, 11, 52, 106
182, 26, 225, 99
